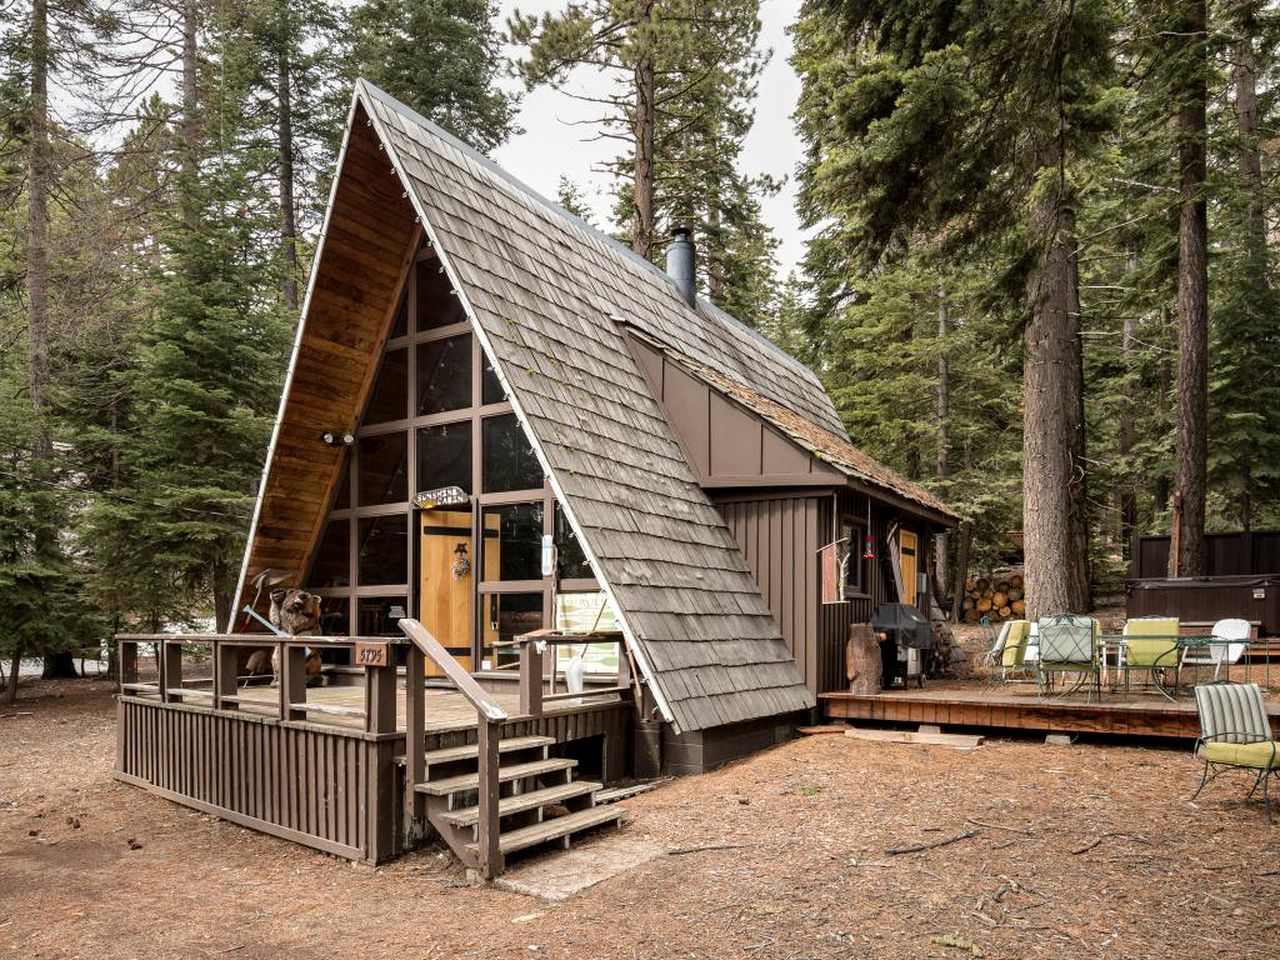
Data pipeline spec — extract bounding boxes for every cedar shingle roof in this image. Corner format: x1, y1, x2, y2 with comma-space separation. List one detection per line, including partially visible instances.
360, 81, 819, 732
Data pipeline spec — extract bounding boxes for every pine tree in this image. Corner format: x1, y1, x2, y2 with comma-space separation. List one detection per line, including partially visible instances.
793, 0, 1119, 617
345, 0, 515, 154
510, 0, 780, 319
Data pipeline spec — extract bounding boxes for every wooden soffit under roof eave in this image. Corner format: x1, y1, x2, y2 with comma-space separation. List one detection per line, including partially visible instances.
228, 104, 420, 629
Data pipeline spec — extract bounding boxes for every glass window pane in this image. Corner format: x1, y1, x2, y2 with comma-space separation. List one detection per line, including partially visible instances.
332, 454, 350, 510
481, 352, 505, 405
482, 413, 543, 493
311, 519, 350, 588
416, 260, 466, 330
554, 502, 592, 580
417, 334, 472, 415
358, 596, 408, 637
417, 422, 471, 495
481, 592, 543, 671
390, 289, 407, 339
482, 503, 544, 582
364, 348, 407, 425
320, 597, 350, 637
357, 515, 408, 586
359, 433, 408, 506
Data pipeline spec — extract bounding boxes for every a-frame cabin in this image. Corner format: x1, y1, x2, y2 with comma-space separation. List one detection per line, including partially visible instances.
115, 82, 955, 875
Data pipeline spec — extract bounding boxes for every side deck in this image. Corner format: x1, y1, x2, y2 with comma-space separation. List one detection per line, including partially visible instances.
115, 630, 632, 867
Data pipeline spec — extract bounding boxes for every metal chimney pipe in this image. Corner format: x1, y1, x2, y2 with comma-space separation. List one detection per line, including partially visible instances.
666, 225, 696, 306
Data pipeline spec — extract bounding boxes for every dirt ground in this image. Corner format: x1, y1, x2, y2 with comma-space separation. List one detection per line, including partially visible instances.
3, 678, 1280, 960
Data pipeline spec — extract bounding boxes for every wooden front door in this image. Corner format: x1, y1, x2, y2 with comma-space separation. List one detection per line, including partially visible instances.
418, 511, 476, 676
899, 530, 918, 606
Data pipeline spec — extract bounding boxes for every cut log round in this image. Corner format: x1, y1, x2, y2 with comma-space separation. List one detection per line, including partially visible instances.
962, 597, 975, 611
992, 591, 1008, 608
976, 597, 993, 613
964, 608, 980, 623
981, 588, 994, 600
845, 623, 882, 695
995, 580, 1011, 593
1010, 574, 1024, 589
998, 605, 1012, 618
1008, 588, 1023, 603
965, 578, 977, 592
1011, 599, 1026, 615
976, 578, 990, 592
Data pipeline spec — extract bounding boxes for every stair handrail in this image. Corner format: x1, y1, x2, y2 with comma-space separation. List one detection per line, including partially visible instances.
397, 617, 506, 878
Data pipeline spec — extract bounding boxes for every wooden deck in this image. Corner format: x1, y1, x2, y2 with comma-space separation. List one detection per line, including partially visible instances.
822, 681, 1280, 740
226, 683, 619, 734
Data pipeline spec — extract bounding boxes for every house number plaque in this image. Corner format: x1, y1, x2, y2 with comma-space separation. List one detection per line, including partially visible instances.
354, 642, 389, 667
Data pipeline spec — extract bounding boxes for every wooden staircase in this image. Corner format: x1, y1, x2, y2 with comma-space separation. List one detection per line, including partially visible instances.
413, 734, 626, 871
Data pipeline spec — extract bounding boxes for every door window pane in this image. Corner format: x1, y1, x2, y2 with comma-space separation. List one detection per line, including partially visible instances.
416, 260, 466, 330
481, 592, 543, 670
481, 352, 505, 405
417, 422, 471, 495
417, 334, 472, 415
358, 596, 408, 636
358, 515, 408, 585
364, 348, 407, 425
554, 502, 593, 580
482, 503, 544, 582
359, 433, 408, 506
482, 414, 542, 493
311, 519, 350, 588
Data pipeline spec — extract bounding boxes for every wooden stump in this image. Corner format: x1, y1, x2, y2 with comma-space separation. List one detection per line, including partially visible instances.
846, 623, 882, 695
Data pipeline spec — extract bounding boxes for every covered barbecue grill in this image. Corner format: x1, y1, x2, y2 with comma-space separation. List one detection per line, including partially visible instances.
872, 602, 935, 688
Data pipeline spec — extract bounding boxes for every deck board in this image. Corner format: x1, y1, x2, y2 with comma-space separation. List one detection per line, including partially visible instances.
821, 682, 1280, 739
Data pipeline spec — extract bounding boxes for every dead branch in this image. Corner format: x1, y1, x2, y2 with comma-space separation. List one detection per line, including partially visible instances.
886, 828, 981, 855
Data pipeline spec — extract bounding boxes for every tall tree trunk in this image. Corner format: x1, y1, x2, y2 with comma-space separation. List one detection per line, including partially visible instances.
180, 0, 200, 231
1023, 185, 1090, 618
1118, 308, 1138, 552
934, 287, 950, 599
3, 645, 20, 705
631, 0, 655, 259
1231, 8, 1265, 532
1170, 0, 1209, 577
277, 7, 299, 310
1153, 305, 1173, 514
28, 0, 50, 455
949, 522, 970, 624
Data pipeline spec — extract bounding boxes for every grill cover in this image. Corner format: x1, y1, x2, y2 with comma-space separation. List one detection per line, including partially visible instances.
872, 603, 935, 650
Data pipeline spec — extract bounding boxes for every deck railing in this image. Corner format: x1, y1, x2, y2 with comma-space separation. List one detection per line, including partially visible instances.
511, 628, 632, 716
115, 634, 405, 735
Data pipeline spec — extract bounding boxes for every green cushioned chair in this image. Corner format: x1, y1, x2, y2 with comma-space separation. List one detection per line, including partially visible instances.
1122, 617, 1180, 692
1036, 613, 1100, 701
998, 620, 1031, 680
1192, 682, 1280, 821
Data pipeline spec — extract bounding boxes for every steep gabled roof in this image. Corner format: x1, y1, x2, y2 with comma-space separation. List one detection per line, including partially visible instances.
358, 82, 817, 731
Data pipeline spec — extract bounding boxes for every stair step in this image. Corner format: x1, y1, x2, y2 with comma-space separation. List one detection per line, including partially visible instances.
416, 758, 577, 796
423, 736, 555, 767
471, 805, 627, 856
439, 781, 603, 828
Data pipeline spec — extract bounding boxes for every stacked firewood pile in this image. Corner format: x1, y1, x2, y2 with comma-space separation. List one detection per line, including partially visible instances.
959, 572, 1025, 623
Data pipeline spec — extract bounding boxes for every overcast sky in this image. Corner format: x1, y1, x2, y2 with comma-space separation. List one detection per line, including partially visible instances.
492, 1, 808, 275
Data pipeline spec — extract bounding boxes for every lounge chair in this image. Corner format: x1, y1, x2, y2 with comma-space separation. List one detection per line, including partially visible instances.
1192, 682, 1280, 821
1180, 618, 1251, 685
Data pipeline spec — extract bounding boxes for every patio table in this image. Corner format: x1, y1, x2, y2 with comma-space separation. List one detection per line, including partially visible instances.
1098, 634, 1216, 701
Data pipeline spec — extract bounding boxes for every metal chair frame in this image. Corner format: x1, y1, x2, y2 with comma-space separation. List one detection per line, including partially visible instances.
1036, 613, 1101, 702
1191, 682, 1279, 822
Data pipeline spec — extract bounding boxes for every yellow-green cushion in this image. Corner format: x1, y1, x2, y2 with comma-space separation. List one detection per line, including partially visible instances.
1124, 618, 1180, 668
1126, 638, 1180, 668
1203, 740, 1280, 768
1001, 620, 1030, 669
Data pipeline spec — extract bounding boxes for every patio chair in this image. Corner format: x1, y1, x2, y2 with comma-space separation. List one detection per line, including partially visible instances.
1036, 613, 1100, 701
1192, 682, 1280, 821
1180, 618, 1251, 685
994, 620, 1031, 681
1121, 617, 1181, 693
